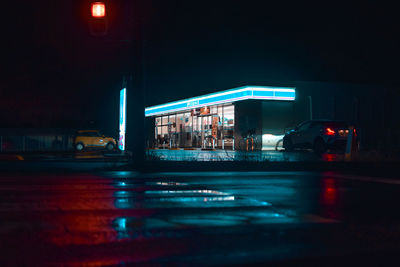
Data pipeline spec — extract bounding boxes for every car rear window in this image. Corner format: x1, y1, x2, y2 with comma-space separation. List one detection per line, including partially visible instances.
322, 121, 348, 128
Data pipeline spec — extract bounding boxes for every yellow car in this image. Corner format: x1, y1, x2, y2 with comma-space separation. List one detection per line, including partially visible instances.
74, 130, 117, 151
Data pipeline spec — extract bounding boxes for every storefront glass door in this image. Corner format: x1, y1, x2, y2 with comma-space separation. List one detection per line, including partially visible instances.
201, 115, 213, 148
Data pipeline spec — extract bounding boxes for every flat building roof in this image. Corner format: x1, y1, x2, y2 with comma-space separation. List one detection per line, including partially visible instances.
145, 85, 296, 117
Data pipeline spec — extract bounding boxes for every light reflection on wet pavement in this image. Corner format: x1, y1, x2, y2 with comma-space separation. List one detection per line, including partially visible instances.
147, 149, 344, 162
2, 171, 400, 266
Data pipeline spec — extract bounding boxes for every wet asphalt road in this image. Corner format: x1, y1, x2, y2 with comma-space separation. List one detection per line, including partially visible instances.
1, 171, 400, 266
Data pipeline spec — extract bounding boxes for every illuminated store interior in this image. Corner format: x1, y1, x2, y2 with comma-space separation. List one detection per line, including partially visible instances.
145, 86, 296, 150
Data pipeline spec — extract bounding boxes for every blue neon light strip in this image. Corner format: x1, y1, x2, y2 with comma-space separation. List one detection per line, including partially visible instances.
119, 88, 126, 151
145, 86, 295, 117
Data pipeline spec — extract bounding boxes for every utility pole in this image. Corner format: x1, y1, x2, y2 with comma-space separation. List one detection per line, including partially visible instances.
86, 0, 146, 165
125, 1, 146, 165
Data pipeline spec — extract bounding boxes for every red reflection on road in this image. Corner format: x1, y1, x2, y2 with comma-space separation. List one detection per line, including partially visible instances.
0, 173, 188, 266
322, 178, 337, 205
36, 174, 118, 246
322, 153, 342, 162
320, 174, 341, 219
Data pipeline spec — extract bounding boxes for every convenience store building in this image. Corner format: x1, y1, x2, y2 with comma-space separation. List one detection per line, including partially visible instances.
144, 86, 295, 150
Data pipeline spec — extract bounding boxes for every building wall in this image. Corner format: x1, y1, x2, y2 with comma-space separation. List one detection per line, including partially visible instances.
234, 101, 261, 150
293, 81, 400, 151
235, 101, 261, 136
260, 101, 294, 150
261, 101, 294, 135
145, 117, 155, 148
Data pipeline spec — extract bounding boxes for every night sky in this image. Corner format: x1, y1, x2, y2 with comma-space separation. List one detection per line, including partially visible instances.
1, 1, 400, 131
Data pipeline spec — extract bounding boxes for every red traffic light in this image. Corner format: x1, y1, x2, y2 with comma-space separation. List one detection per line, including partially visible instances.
89, 1, 108, 36
92, 2, 105, 18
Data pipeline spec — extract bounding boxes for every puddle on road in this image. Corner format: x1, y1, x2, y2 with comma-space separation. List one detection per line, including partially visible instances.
112, 180, 189, 188
158, 195, 235, 203
112, 208, 291, 239
113, 186, 271, 209
145, 189, 230, 195
152, 182, 188, 186
112, 217, 179, 239
112, 175, 275, 209
114, 195, 271, 209
168, 214, 243, 227
167, 210, 293, 226
110, 179, 291, 233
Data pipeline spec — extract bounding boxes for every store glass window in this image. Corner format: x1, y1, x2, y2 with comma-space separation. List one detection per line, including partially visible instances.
162, 116, 168, 125
223, 105, 234, 138
169, 114, 176, 125
176, 113, 184, 133
223, 105, 234, 126
169, 114, 176, 132
155, 117, 161, 126
193, 116, 198, 131
185, 112, 191, 127
161, 126, 168, 136
217, 105, 223, 126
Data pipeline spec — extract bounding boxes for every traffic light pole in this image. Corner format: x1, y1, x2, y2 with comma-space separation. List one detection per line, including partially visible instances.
87, 0, 147, 166
125, 3, 146, 167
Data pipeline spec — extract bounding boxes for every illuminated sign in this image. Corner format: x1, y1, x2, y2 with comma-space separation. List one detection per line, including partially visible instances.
145, 86, 295, 117
187, 100, 199, 107
119, 88, 126, 151
200, 106, 210, 115
212, 116, 219, 138
191, 108, 200, 116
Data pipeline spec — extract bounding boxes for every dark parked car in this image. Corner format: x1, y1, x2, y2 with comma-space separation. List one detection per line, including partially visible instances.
283, 120, 354, 153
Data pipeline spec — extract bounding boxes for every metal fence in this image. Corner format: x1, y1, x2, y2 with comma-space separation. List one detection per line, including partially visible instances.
0, 135, 75, 152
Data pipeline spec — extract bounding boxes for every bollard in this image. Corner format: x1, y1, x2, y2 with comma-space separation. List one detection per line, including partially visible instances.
345, 126, 357, 161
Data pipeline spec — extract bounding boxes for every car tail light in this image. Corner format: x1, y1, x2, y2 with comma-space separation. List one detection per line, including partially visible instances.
325, 127, 336, 136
